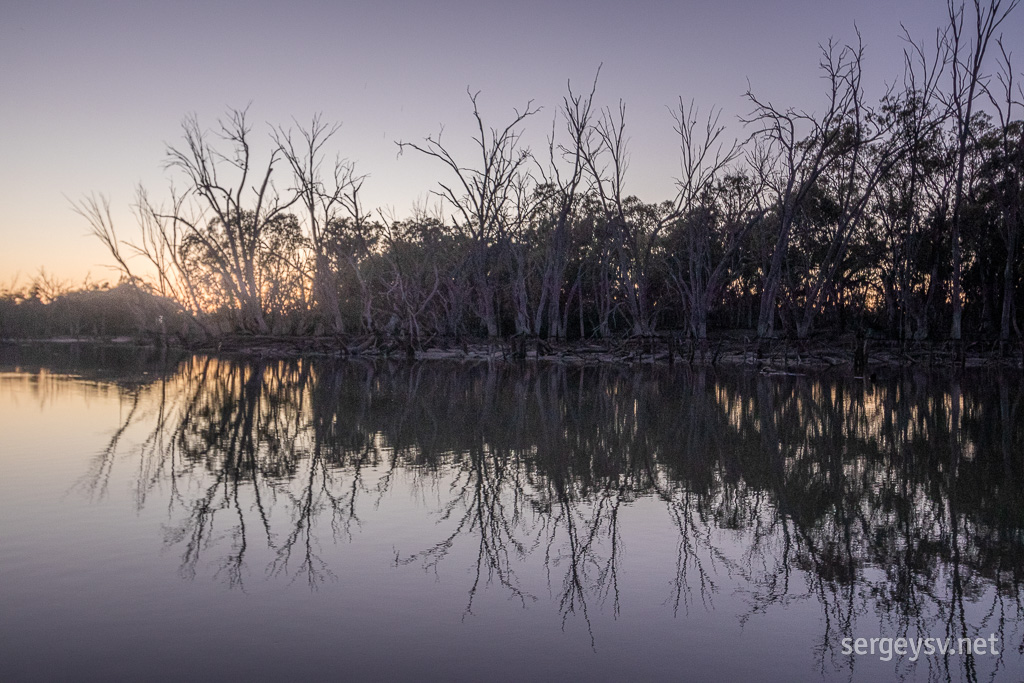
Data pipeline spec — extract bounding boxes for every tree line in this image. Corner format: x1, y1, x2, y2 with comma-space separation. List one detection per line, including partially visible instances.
6, 1, 1020, 347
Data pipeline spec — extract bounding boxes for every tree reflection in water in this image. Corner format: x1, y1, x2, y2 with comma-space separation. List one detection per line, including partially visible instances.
81, 355, 1024, 678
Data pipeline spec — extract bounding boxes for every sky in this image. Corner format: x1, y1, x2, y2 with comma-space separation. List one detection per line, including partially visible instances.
2, 0, 1022, 285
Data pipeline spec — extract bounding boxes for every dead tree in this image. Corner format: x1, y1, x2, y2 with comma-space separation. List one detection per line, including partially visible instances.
945, 0, 1020, 340
72, 191, 212, 337
790, 36, 930, 339
398, 90, 538, 338
582, 102, 668, 336
163, 107, 300, 333
983, 39, 1024, 343
665, 99, 764, 340
71, 193, 139, 288
275, 116, 366, 334
873, 26, 951, 341
533, 73, 600, 339
745, 39, 865, 338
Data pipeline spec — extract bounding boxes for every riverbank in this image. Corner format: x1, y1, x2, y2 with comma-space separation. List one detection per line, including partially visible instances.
188, 333, 1024, 373
4, 334, 1022, 372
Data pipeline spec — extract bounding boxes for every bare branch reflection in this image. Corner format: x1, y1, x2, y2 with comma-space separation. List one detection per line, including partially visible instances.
62, 349, 1024, 678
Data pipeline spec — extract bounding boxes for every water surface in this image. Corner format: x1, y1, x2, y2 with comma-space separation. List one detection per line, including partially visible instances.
1, 345, 1023, 681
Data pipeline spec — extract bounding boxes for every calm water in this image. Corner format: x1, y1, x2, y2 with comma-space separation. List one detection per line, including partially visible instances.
2, 345, 1024, 682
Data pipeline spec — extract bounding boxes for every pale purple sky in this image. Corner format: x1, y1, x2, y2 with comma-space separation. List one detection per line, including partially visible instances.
2, 0, 1021, 283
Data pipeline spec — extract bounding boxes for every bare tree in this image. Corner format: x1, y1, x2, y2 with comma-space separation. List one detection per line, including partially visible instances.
665, 99, 764, 340
71, 193, 203, 338
745, 39, 865, 338
71, 193, 139, 287
163, 107, 300, 333
582, 102, 672, 336
398, 91, 539, 338
874, 27, 951, 341
945, 0, 1020, 341
275, 116, 367, 334
788, 37, 931, 339
502, 173, 542, 336
983, 39, 1024, 342
533, 74, 600, 338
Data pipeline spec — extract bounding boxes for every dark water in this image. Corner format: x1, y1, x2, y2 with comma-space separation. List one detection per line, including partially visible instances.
2, 345, 1024, 682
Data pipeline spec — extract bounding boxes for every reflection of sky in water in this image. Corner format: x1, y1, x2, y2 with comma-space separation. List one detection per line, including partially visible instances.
1, 351, 1023, 681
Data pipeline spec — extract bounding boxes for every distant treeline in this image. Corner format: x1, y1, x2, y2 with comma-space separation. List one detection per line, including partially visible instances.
0, 273, 179, 340
15, 2, 1022, 345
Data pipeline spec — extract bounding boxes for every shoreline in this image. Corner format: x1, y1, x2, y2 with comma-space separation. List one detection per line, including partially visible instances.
4, 334, 1022, 373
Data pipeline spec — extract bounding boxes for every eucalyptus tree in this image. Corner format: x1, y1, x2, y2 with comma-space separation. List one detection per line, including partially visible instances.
981, 42, 1024, 342
531, 76, 600, 339
275, 116, 367, 334
663, 99, 766, 340
71, 191, 212, 337
375, 213, 448, 342
398, 91, 539, 338
178, 210, 312, 331
575, 193, 620, 337
161, 107, 302, 333
788, 56, 926, 339
872, 30, 950, 340
945, 0, 1020, 340
581, 102, 672, 336
745, 39, 868, 338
